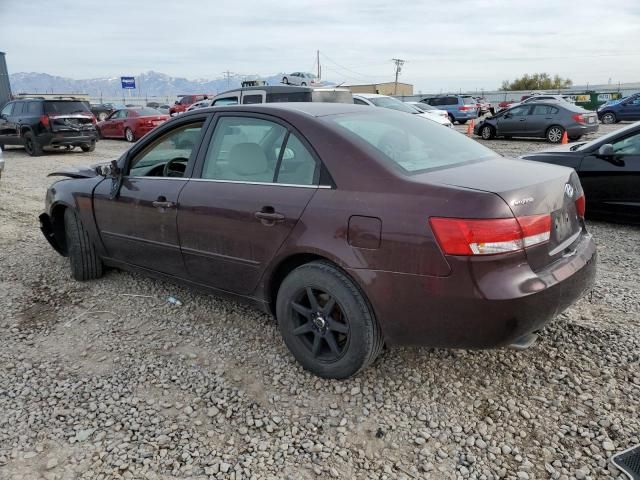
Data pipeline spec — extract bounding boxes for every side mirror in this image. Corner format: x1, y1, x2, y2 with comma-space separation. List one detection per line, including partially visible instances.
598, 144, 614, 157
504, 112, 512, 118
96, 159, 122, 177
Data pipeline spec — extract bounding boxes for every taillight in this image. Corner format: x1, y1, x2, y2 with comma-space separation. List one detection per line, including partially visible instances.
459, 105, 472, 111
91, 115, 97, 125
575, 194, 586, 218
572, 113, 586, 124
429, 214, 551, 256
40, 115, 50, 129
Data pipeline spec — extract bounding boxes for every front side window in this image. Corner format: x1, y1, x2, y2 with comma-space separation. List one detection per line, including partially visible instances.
353, 98, 369, 106
202, 117, 287, 182
1, 103, 14, 116
612, 132, 640, 155
128, 122, 204, 177
507, 106, 530, 117
369, 96, 417, 114
328, 110, 494, 174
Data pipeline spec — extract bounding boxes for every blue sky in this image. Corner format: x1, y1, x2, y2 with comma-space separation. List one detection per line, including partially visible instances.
1, 0, 639, 91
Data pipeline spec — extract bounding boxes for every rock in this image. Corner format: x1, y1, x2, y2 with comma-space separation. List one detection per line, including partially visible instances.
602, 441, 615, 451
46, 458, 59, 470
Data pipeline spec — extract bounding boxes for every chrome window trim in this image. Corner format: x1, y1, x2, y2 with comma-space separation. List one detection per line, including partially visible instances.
127, 176, 188, 181
189, 178, 332, 189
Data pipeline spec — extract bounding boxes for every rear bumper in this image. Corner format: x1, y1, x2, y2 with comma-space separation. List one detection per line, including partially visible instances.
567, 123, 599, 136
349, 232, 596, 348
40, 131, 98, 147
453, 110, 478, 120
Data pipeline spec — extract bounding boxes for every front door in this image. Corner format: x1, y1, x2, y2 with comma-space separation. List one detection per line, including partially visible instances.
579, 129, 640, 218
497, 105, 530, 136
0, 102, 19, 145
93, 119, 207, 276
618, 96, 640, 121
177, 114, 320, 295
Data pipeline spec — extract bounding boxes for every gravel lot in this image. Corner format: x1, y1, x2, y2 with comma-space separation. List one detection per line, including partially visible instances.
0, 122, 638, 480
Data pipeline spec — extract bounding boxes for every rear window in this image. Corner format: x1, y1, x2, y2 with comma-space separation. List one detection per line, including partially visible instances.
133, 107, 162, 116
266, 92, 311, 103
311, 90, 353, 103
462, 96, 476, 105
43, 101, 90, 115
327, 110, 494, 174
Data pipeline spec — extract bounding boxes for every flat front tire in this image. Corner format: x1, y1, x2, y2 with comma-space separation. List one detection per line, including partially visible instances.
64, 209, 103, 281
276, 261, 383, 379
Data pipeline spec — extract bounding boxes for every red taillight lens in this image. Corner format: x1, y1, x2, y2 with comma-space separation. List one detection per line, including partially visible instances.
459, 105, 471, 111
572, 113, 585, 124
429, 214, 551, 256
39, 115, 50, 129
575, 194, 586, 218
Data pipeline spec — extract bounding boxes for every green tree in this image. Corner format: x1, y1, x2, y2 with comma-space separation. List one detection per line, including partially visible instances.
500, 73, 573, 91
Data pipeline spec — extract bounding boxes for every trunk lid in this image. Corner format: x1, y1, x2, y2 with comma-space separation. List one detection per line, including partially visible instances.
49, 114, 96, 133
421, 157, 584, 271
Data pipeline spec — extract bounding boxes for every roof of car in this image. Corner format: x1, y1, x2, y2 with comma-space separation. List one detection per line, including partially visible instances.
353, 93, 389, 99
181, 101, 366, 118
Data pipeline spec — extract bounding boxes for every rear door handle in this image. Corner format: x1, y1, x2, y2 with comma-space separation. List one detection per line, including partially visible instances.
254, 211, 285, 221
152, 196, 175, 209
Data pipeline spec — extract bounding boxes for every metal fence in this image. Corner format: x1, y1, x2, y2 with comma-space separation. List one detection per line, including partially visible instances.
89, 95, 179, 106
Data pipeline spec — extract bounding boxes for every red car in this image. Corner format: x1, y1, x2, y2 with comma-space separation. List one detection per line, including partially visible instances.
97, 108, 169, 142
169, 94, 211, 116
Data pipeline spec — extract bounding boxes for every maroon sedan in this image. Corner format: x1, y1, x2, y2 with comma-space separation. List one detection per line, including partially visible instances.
40, 103, 596, 379
97, 107, 169, 142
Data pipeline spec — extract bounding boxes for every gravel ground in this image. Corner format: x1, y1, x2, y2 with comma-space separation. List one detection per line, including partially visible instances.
0, 122, 638, 480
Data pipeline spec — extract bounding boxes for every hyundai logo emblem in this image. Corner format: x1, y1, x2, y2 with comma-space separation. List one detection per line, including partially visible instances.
564, 184, 574, 199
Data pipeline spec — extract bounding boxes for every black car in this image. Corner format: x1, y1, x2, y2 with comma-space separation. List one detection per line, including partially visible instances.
475, 102, 599, 143
90, 103, 116, 121
520, 121, 640, 221
0, 98, 98, 156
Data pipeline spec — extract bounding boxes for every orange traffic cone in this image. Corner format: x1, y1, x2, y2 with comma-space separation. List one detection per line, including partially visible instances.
467, 119, 474, 136
561, 131, 568, 144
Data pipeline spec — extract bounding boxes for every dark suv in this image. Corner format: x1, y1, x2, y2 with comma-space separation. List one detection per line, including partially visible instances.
0, 98, 98, 156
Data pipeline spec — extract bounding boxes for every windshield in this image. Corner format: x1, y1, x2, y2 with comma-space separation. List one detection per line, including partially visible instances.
43, 101, 90, 115
327, 109, 495, 174
369, 96, 418, 114
576, 122, 640, 151
413, 103, 436, 112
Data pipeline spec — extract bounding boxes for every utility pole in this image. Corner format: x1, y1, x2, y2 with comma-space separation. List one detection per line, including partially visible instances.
392, 58, 405, 95
317, 50, 321, 80
222, 71, 235, 89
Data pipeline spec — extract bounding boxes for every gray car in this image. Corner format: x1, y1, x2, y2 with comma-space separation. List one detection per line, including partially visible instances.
474, 102, 599, 143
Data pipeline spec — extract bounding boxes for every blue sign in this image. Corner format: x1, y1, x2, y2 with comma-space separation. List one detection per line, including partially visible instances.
120, 76, 136, 89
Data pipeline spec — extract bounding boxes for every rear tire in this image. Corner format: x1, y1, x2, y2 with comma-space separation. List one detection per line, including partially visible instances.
125, 128, 135, 142
64, 209, 103, 281
80, 142, 96, 152
282, 77, 288, 85
546, 125, 564, 143
601, 112, 616, 124
276, 261, 384, 379
23, 131, 43, 157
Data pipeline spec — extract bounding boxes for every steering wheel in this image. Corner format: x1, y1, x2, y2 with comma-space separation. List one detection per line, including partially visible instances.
163, 157, 189, 177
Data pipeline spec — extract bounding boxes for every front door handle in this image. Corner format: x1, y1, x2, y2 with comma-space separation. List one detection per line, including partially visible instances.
152, 196, 175, 209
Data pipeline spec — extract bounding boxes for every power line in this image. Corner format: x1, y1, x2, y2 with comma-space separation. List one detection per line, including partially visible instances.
319, 52, 385, 81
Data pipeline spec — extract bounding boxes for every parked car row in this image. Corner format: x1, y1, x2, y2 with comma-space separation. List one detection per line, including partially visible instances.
97, 107, 169, 142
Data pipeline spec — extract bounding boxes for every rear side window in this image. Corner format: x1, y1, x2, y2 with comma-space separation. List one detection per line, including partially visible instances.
26, 102, 42, 114
444, 97, 458, 105
353, 98, 369, 105
43, 101, 90, 114
329, 110, 494, 173
276, 134, 317, 185
242, 94, 263, 105
213, 97, 239, 106
462, 97, 476, 105
531, 105, 559, 115
266, 92, 311, 103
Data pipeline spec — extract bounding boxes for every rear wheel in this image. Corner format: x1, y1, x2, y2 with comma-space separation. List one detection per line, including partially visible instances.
23, 131, 43, 157
282, 77, 289, 85
276, 261, 383, 379
601, 112, 616, 124
546, 125, 564, 143
64, 209, 103, 281
80, 142, 96, 152
480, 125, 495, 140
125, 128, 135, 142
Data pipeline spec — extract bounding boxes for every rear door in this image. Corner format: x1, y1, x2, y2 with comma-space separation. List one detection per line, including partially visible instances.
92, 117, 208, 276
527, 104, 559, 137
618, 96, 640, 120
496, 105, 530, 136
578, 129, 640, 218
177, 113, 321, 295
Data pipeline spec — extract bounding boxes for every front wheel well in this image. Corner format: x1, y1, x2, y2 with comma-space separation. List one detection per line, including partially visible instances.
51, 204, 69, 255
267, 253, 335, 316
